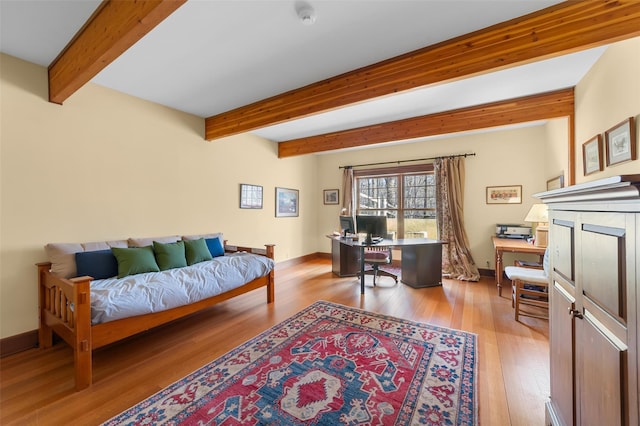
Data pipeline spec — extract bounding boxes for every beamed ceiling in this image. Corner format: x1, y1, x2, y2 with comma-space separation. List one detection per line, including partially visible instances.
3, 0, 640, 178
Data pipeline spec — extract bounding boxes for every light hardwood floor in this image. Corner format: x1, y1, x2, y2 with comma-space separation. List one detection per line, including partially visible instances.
0, 257, 549, 425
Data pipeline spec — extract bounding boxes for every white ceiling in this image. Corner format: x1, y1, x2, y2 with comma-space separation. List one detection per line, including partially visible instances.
0, 0, 607, 148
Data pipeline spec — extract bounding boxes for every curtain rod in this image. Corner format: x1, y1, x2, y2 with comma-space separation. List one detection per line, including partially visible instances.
338, 152, 476, 169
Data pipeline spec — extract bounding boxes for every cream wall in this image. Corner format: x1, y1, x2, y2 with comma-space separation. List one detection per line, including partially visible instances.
3, 36, 638, 340
544, 117, 569, 186
0, 54, 316, 338
314, 125, 549, 271
574, 37, 640, 183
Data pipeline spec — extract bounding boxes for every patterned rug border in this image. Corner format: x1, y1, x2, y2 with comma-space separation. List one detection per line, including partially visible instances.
103, 300, 478, 425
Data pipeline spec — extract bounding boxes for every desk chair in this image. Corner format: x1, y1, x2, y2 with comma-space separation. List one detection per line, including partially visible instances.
360, 246, 398, 286
504, 249, 549, 321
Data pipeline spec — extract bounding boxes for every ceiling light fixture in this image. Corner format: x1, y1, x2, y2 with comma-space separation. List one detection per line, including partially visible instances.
295, 1, 316, 26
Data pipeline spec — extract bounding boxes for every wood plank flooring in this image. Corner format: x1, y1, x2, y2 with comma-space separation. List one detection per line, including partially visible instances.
0, 257, 549, 425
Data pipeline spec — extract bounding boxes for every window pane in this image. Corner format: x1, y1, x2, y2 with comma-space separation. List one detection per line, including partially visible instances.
358, 177, 398, 210
404, 174, 435, 209
404, 210, 437, 239
357, 170, 435, 240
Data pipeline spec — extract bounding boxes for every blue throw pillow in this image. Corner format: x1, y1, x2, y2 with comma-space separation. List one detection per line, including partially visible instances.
75, 249, 118, 280
205, 237, 225, 257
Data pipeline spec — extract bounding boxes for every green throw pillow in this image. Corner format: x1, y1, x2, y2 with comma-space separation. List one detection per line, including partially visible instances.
153, 240, 187, 271
184, 238, 213, 265
111, 246, 160, 278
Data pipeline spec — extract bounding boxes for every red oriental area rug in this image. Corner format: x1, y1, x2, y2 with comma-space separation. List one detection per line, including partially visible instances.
103, 301, 477, 425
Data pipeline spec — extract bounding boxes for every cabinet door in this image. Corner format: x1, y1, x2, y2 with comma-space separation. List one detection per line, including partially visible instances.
576, 212, 637, 426
550, 212, 575, 284
577, 310, 626, 425
550, 280, 576, 426
548, 210, 577, 426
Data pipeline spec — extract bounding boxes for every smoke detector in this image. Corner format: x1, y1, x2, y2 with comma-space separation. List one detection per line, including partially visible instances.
295, 2, 316, 25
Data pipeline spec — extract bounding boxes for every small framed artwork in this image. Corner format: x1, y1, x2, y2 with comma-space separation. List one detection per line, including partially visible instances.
323, 189, 339, 205
582, 135, 603, 175
486, 185, 522, 204
546, 174, 565, 190
239, 184, 263, 209
275, 187, 299, 217
605, 117, 636, 167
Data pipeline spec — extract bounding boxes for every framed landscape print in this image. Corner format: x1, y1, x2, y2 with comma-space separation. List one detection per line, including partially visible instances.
486, 185, 522, 204
582, 135, 603, 176
605, 117, 636, 166
323, 189, 339, 205
275, 187, 299, 217
239, 184, 263, 209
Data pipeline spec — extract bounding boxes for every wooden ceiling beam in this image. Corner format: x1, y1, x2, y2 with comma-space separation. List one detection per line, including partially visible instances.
205, 0, 640, 141
48, 0, 187, 105
278, 88, 574, 158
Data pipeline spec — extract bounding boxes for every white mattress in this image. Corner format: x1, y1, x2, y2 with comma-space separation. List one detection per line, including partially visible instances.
89, 253, 274, 325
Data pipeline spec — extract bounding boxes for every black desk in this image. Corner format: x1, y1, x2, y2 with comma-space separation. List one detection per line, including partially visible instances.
328, 236, 444, 294
330, 237, 359, 277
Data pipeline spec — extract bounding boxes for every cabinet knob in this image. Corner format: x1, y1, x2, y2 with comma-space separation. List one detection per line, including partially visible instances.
568, 308, 583, 319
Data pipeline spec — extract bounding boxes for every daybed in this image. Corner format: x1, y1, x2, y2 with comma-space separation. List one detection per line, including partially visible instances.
37, 233, 275, 390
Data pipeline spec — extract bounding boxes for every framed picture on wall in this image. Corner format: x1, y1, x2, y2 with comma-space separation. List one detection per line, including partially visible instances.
323, 189, 339, 205
582, 134, 603, 176
239, 184, 263, 209
275, 187, 299, 217
605, 117, 636, 166
546, 174, 565, 190
486, 185, 522, 204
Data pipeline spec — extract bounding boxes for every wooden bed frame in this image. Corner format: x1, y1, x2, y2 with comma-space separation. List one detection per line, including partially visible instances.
37, 243, 275, 391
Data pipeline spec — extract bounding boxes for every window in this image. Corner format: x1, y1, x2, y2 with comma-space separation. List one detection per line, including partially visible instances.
355, 164, 436, 239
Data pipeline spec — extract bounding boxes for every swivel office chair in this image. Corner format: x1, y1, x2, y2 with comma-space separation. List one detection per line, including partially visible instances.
360, 246, 398, 286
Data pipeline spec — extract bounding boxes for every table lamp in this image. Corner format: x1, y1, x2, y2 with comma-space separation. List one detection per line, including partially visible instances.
525, 203, 549, 247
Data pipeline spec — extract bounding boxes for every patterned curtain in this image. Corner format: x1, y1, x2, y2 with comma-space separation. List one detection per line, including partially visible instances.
435, 157, 480, 281
341, 167, 354, 216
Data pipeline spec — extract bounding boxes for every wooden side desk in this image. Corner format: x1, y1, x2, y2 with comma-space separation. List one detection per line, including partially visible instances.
492, 236, 545, 296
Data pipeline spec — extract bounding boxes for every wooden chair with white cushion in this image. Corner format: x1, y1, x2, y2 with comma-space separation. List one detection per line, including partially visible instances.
504, 249, 549, 321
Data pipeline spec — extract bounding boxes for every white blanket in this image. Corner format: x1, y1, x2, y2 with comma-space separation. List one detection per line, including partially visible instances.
89, 253, 274, 325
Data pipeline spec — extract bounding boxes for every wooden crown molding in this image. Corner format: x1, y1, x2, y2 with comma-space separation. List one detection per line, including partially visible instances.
278, 88, 574, 157
205, 0, 640, 141
48, 0, 186, 105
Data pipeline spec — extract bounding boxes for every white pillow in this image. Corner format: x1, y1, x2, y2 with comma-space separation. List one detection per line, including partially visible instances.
127, 235, 180, 247
45, 240, 127, 278
182, 233, 224, 242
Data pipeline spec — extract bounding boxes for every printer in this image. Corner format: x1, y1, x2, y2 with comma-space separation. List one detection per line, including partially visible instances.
495, 224, 532, 239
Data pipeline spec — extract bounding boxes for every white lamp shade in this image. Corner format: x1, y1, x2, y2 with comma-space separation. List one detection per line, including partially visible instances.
525, 203, 548, 223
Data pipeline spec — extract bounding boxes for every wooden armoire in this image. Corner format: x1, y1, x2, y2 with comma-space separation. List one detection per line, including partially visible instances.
537, 175, 640, 426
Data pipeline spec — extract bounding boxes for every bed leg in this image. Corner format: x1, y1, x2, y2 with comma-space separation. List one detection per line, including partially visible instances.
265, 244, 275, 303
39, 325, 53, 349
37, 263, 53, 349
267, 274, 275, 303
75, 346, 92, 390
73, 279, 93, 390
